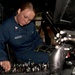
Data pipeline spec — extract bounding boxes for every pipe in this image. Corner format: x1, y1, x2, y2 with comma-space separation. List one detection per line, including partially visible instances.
49, 44, 72, 75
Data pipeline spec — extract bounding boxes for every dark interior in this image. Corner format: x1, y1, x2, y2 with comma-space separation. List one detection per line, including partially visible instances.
0, 0, 75, 29
0, 0, 75, 75
54, 0, 75, 29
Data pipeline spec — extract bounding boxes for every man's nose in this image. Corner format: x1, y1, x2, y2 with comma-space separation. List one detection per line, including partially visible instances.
25, 18, 29, 23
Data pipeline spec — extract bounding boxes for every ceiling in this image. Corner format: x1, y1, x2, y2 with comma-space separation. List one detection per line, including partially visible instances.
0, 0, 56, 12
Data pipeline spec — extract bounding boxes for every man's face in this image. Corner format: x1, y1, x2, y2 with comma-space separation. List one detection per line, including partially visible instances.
16, 8, 35, 26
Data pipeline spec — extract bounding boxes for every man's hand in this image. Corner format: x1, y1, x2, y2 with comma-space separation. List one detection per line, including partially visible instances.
0, 61, 11, 72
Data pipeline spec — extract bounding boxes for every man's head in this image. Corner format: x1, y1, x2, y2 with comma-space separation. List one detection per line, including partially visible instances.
15, 2, 35, 26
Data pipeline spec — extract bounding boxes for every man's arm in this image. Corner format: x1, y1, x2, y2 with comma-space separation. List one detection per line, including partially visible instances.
0, 25, 11, 72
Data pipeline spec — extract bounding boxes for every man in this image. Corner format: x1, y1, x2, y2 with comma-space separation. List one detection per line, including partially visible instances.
0, 2, 49, 72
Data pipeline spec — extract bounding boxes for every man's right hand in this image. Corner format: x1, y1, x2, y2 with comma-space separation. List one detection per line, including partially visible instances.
0, 61, 11, 72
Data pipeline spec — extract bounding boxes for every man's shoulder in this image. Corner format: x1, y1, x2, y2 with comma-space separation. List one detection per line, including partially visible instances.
2, 17, 13, 26
28, 21, 35, 27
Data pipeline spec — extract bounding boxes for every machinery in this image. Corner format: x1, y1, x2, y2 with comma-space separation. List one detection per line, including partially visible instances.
49, 30, 75, 75
0, 0, 75, 75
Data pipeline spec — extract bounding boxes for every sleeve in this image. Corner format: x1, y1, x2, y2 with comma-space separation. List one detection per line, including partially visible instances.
0, 25, 9, 61
32, 23, 45, 47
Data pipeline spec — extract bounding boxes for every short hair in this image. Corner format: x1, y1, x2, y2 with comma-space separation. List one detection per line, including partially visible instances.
20, 2, 36, 13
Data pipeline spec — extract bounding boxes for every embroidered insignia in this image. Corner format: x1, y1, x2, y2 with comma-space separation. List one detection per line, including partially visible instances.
15, 26, 18, 30
14, 35, 22, 39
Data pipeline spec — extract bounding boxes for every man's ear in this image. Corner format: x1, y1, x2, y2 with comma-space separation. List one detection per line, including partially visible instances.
17, 9, 21, 14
